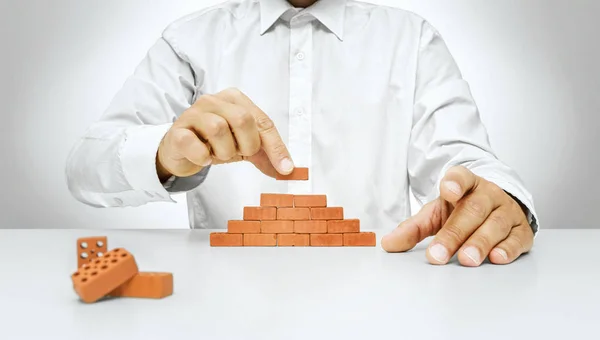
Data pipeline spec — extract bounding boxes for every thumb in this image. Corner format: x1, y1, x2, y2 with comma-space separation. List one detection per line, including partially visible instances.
381, 199, 444, 253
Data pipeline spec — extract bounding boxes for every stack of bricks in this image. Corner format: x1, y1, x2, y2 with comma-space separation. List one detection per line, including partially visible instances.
71, 236, 173, 303
210, 168, 375, 247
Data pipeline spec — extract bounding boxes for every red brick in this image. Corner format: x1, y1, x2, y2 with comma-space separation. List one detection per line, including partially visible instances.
311, 207, 343, 220
343, 232, 376, 247
210, 233, 243, 247
294, 195, 327, 207
109, 272, 173, 299
77, 236, 108, 268
71, 248, 139, 303
261, 221, 294, 234
260, 194, 294, 207
277, 208, 310, 220
294, 220, 327, 234
244, 234, 277, 247
328, 219, 360, 233
243, 207, 277, 221
228, 220, 261, 234
310, 234, 343, 247
276, 167, 309, 181
277, 234, 310, 247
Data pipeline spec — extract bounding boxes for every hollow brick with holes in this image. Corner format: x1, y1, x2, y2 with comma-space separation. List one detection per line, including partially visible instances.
109, 272, 173, 299
276, 167, 309, 181
77, 236, 107, 268
71, 248, 139, 303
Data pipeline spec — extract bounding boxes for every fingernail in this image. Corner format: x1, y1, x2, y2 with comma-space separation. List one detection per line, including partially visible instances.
445, 181, 462, 195
429, 244, 449, 263
493, 248, 508, 261
279, 158, 294, 173
463, 246, 481, 265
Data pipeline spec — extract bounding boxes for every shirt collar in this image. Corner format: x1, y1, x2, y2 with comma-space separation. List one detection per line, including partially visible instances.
259, 0, 347, 41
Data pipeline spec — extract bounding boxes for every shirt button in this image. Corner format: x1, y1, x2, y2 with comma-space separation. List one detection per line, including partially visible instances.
114, 198, 123, 206
296, 52, 305, 61
295, 108, 304, 116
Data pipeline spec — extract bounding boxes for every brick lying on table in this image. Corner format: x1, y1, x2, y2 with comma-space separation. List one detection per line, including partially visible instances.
260, 194, 294, 207
277, 234, 310, 247
277, 208, 310, 220
343, 232, 376, 247
261, 221, 294, 234
244, 207, 277, 221
276, 167, 309, 181
310, 207, 343, 220
310, 234, 343, 247
109, 272, 173, 299
293, 195, 327, 208
328, 219, 360, 233
295, 220, 327, 234
244, 234, 277, 247
228, 220, 261, 234
210, 233, 243, 247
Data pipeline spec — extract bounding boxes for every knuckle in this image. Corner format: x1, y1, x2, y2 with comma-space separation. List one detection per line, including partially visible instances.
224, 87, 242, 98
462, 198, 487, 219
230, 109, 255, 129
171, 129, 191, 149
255, 115, 275, 131
441, 223, 465, 245
270, 142, 288, 159
196, 94, 217, 107
205, 119, 230, 138
488, 213, 512, 234
468, 234, 491, 251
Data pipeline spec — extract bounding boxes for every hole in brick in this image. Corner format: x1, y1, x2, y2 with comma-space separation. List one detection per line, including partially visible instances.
83, 265, 90, 271
104, 254, 110, 258
120, 253, 127, 258
96, 241, 104, 247
91, 272, 98, 276
90, 250, 95, 254
73, 272, 80, 277
114, 249, 121, 253
81, 278, 88, 283
101, 265, 108, 270
97, 252, 103, 258
80, 242, 88, 249
111, 259, 118, 263
95, 259, 101, 264
80, 252, 88, 259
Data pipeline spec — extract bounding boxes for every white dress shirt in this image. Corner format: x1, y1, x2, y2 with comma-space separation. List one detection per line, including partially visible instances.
66, 0, 539, 233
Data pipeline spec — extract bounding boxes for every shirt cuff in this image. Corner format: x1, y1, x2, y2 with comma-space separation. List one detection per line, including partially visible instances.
120, 123, 176, 202
165, 166, 211, 193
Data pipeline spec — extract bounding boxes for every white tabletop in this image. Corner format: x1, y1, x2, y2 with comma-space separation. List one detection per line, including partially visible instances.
0, 229, 598, 340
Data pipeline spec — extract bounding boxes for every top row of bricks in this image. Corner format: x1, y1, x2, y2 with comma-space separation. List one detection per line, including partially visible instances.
261, 194, 327, 208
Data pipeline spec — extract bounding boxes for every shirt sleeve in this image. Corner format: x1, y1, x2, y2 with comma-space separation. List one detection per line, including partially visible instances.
407, 21, 540, 234
65, 36, 208, 208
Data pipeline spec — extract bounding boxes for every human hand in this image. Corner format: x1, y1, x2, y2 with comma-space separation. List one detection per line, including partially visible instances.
156, 88, 294, 181
381, 166, 534, 266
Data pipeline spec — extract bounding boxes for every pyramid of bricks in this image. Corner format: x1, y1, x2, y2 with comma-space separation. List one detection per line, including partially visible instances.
210, 168, 375, 247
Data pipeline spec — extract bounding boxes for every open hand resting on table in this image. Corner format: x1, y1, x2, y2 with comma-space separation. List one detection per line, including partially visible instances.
156, 88, 294, 182
382, 166, 534, 266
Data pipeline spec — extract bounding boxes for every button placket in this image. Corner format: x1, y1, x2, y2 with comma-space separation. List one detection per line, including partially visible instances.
288, 18, 313, 194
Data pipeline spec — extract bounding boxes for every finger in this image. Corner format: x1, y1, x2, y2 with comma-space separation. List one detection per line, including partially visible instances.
246, 149, 278, 178
215, 88, 294, 174
190, 112, 237, 161
194, 94, 261, 157
440, 166, 479, 204
170, 128, 213, 167
488, 223, 534, 265
456, 207, 515, 267
381, 199, 447, 252
427, 186, 499, 265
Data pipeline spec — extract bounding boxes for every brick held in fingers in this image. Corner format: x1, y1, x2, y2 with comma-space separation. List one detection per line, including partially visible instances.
277, 208, 310, 220
260, 194, 294, 207
210, 233, 243, 247
261, 221, 294, 234
71, 248, 139, 304
276, 167, 309, 181
328, 219, 360, 233
109, 272, 173, 299
293, 195, 327, 208
311, 207, 344, 220
278, 234, 310, 247
310, 234, 343, 247
77, 236, 108, 268
343, 232, 376, 247
295, 220, 327, 234
244, 234, 277, 247
244, 207, 277, 221
228, 220, 261, 234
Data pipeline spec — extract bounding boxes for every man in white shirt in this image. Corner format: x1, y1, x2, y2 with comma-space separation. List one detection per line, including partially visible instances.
66, 0, 539, 267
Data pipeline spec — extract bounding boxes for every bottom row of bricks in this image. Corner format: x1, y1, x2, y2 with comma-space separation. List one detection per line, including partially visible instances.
211, 232, 376, 247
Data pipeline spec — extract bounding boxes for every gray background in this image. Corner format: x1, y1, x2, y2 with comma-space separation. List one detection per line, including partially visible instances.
1, 0, 598, 229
